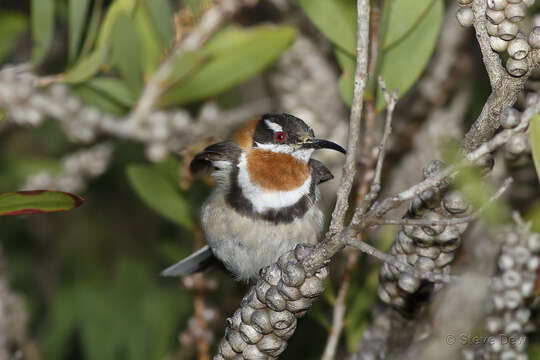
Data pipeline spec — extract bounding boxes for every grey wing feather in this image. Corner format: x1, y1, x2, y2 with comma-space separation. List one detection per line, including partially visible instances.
189, 141, 242, 178
161, 245, 215, 277
309, 159, 334, 184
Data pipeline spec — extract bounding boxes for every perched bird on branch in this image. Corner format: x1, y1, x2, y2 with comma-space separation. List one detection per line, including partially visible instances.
162, 114, 345, 281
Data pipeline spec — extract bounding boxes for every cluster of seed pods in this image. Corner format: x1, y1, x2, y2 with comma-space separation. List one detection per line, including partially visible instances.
464, 228, 540, 360
377, 160, 470, 317
499, 107, 530, 160
456, 0, 538, 77
0, 65, 194, 162
214, 244, 328, 360
23, 143, 112, 192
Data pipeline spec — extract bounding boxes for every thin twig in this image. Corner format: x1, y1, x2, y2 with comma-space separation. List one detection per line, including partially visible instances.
362, 99, 540, 220
327, 0, 371, 238
369, 177, 512, 226
346, 238, 455, 284
322, 7, 382, 359
321, 252, 358, 360
358, 77, 398, 215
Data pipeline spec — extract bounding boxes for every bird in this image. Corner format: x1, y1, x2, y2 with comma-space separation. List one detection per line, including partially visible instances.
161, 113, 345, 281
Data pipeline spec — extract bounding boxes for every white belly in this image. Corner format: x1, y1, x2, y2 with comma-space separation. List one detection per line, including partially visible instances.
201, 190, 324, 281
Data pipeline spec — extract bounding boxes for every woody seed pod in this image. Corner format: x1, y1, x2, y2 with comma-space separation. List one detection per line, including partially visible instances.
456, 7, 474, 27
505, 3, 527, 22
285, 298, 311, 313
242, 344, 267, 360
262, 265, 281, 286
528, 27, 540, 49
257, 334, 285, 356
486, 22, 499, 36
299, 276, 324, 297
508, 38, 530, 59
398, 274, 421, 293
526, 92, 540, 107
265, 286, 286, 311
498, 20, 519, 40
443, 191, 469, 214
506, 57, 528, 76
268, 310, 294, 330
504, 134, 529, 155
499, 107, 521, 128
457, 0, 473, 4
488, 0, 508, 10
240, 323, 263, 344
523, 0, 534, 6
228, 330, 248, 353
507, 0, 522, 2
219, 341, 238, 358
486, 8, 506, 24
277, 281, 302, 300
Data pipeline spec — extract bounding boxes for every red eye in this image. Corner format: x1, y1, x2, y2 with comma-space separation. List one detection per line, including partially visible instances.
275, 132, 286, 142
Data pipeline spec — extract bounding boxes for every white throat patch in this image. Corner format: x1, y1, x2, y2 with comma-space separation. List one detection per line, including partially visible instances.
237, 153, 312, 213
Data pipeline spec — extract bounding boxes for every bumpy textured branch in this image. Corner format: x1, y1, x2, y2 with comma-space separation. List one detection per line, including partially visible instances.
463, 0, 540, 151
214, 245, 328, 360
376, 161, 470, 317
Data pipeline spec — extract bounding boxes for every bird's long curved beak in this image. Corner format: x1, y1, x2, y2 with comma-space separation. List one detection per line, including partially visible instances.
300, 137, 346, 154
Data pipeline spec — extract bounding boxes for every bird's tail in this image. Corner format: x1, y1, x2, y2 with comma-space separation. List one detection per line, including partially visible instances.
161, 245, 217, 277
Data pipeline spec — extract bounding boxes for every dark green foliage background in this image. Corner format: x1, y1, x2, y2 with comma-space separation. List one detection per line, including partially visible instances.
2, 0, 540, 359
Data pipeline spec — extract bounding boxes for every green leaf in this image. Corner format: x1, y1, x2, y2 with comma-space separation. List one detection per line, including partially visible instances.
96, 0, 138, 48
165, 50, 206, 86
0, 12, 28, 64
86, 77, 136, 107
344, 267, 379, 352
134, 3, 164, 75
126, 163, 193, 229
71, 82, 128, 116
40, 288, 78, 360
79, 0, 103, 58
63, 45, 109, 84
111, 14, 143, 91
160, 25, 296, 106
528, 344, 540, 359
335, 48, 355, 106
42, 261, 191, 360
140, 0, 173, 45
530, 114, 540, 182
68, 0, 91, 64
298, 0, 356, 55
381, 0, 437, 49
0, 190, 83, 216
31, 0, 55, 66
376, 0, 442, 110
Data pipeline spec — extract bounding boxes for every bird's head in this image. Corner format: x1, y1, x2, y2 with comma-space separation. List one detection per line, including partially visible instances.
248, 114, 345, 162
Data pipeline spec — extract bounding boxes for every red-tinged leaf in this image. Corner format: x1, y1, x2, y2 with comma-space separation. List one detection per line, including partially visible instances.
0, 190, 84, 216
